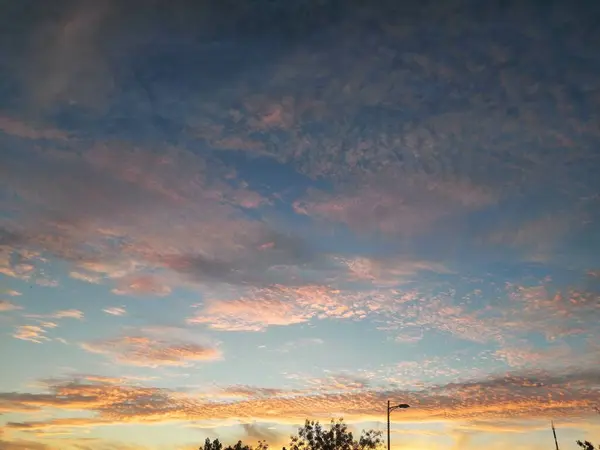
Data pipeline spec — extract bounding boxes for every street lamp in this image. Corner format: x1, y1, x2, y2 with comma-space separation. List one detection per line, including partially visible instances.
387, 401, 410, 450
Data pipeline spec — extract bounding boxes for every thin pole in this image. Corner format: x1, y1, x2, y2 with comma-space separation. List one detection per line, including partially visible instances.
551, 421, 560, 450
387, 400, 391, 450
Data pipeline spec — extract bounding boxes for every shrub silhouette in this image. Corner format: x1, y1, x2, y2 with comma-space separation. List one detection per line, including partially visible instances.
202, 418, 383, 450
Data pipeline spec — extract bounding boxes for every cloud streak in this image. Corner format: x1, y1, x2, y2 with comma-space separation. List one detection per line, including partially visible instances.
81, 335, 222, 367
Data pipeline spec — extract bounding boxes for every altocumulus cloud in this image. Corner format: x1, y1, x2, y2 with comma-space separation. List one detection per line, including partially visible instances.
1, 368, 599, 434
80, 335, 222, 367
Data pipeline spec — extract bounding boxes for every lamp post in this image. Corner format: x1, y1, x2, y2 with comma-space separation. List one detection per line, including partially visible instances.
387, 401, 410, 450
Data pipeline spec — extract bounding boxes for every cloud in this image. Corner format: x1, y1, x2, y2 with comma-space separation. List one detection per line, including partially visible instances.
502, 285, 600, 340
277, 338, 324, 353
189, 291, 311, 331
163, 230, 320, 287
241, 423, 284, 445
1, 368, 599, 434
26, 309, 84, 320
12, 309, 83, 343
0, 300, 23, 312
81, 335, 222, 367
102, 307, 126, 316
69, 271, 102, 284
484, 214, 583, 262
340, 256, 450, 287
294, 173, 495, 237
188, 285, 373, 331
53, 309, 84, 320
0, 115, 68, 141
111, 275, 171, 297
0, 438, 51, 450
19, 0, 115, 110
13, 325, 50, 343
0, 144, 295, 296
452, 418, 593, 435
299, 374, 372, 393
218, 386, 289, 400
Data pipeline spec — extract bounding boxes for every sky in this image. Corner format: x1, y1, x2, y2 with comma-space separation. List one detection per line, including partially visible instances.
1, 0, 600, 449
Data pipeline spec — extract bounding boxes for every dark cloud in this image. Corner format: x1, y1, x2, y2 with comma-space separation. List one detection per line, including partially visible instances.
0, 439, 51, 450
0, 228, 24, 247
164, 230, 328, 287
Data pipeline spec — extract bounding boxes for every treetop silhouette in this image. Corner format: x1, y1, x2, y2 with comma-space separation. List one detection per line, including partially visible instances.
201, 419, 383, 450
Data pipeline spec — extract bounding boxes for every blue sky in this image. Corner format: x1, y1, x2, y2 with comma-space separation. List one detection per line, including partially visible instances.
1, 0, 600, 449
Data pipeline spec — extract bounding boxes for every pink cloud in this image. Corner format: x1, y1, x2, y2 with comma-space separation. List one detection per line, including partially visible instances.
0, 116, 68, 141
188, 285, 374, 331
340, 256, 450, 286
111, 275, 171, 297
2, 145, 275, 296
81, 335, 222, 367
294, 174, 495, 237
189, 294, 311, 331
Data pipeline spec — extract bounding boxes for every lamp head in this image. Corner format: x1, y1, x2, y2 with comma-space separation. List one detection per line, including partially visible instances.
393, 403, 410, 409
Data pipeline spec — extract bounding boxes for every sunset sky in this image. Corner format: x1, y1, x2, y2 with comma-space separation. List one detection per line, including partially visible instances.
1, 0, 600, 449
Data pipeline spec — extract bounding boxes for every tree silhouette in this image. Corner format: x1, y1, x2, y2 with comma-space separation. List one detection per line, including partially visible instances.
288, 419, 383, 450
226, 441, 253, 450
203, 438, 223, 450
575, 408, 600, 450
202, 437, 269, 450
202, 419, 382, 450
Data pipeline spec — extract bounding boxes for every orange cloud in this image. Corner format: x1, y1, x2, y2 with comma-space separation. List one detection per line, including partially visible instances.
0, 300, 22, 312
13, 325, 50, 343
81, 335, 222, 367
2, 370, 599, 435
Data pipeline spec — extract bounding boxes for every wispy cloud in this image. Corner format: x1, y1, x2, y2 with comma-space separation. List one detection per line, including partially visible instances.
26, 310, 84, 320
69, 271, 102, 284
277, 338, 324, 353
0, 300, 23, 312
111, 275, 172, 297
13, 325, 50, 343
81, 335, 222, 367
294, 173, 495, 237
0, 116, 68, 141
102, 306, 126, 316
340, 256, 450, 286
